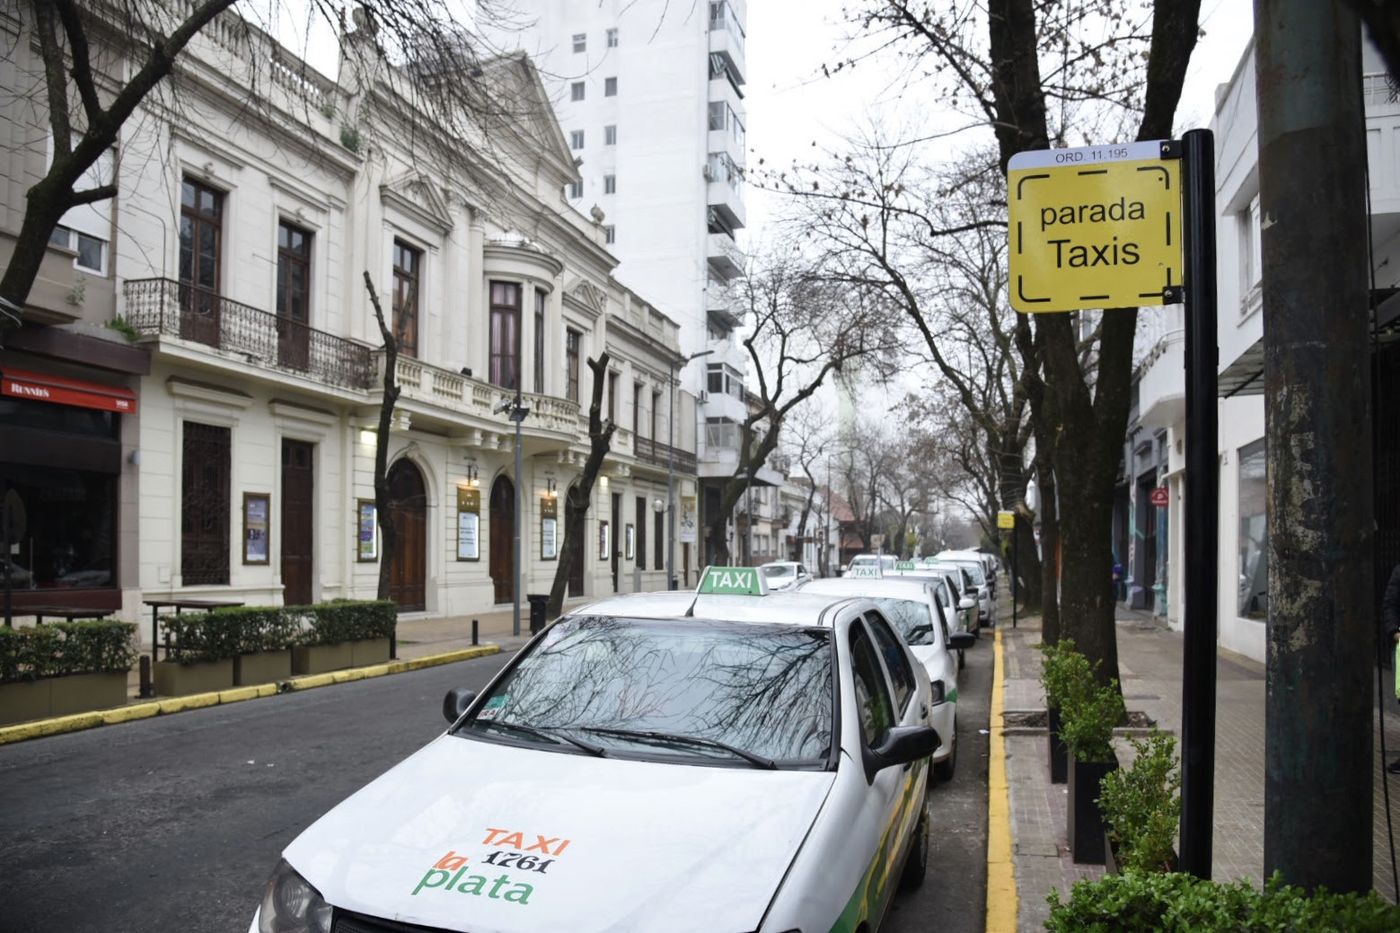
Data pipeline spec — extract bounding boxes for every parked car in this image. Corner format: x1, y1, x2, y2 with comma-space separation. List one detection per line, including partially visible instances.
938, 549, 998, 597
845, 553, 896, 577
799, 576, 975, 779
903, 562, 979, 636
758, 560, 812, 591
249, 569, 941, 933
931, 555, 992, 626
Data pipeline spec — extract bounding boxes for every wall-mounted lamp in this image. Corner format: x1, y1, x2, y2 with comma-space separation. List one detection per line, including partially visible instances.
358, 428, 377, 446
600, 475, 609, 489
652, 497, 665, 513
460, 367, 473, 377
545, 476, 557, 497
465, 462, 479, 487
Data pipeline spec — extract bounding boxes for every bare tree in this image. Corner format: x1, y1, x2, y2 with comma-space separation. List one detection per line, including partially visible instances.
705, 250, 898, 562
838, 0, 1201, 683
546, 353, 615, 619
362, 271, 410, 602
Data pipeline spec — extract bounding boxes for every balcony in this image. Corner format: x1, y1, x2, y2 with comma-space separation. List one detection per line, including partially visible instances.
635, 435, 697, 473
123, 277, 374, 391
706, 152, 746, 231
1135, 329, 1185, 430
707, 233, 743, 281
708, 3, 747, 86
388, 354, 582, 442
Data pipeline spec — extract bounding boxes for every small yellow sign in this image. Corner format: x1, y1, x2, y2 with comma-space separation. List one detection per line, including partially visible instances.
997, 510, 1015, 530
1008, 140, 1182, 313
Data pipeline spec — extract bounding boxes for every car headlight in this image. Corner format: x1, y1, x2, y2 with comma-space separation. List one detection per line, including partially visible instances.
259, 859, 333, 933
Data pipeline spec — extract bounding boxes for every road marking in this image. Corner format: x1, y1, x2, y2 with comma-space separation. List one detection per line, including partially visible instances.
985, 628, 1018, 932
0, 644, 502, 746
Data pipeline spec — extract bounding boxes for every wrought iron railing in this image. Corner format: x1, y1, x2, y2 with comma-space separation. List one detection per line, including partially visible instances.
123, 278, 375, 391
635, 435, 697, 472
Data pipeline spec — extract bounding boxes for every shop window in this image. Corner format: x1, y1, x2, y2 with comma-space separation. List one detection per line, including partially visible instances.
0, 465, 116, 591
1238, 439, 1267, 619
181, 421, 231, 586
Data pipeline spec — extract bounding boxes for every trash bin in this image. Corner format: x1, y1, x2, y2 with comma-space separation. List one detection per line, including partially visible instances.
526, 593, 549, 634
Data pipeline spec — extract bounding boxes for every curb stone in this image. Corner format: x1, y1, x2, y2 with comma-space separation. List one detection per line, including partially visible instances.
0, 644, 501, 747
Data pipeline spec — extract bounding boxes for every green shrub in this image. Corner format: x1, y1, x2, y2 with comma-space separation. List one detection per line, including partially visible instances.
1037, 637, 1081, 710
1098, 731, 1181, 872
1046, 870, 1400, 932
0, 621, 137, 682
208, 606, 300, 655
1048, 643, 1124, 763
160, 612, 246, 664
300, 600, 397, 646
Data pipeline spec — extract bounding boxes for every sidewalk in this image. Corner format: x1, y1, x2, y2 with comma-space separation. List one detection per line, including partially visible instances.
1000, 609, 1400, 931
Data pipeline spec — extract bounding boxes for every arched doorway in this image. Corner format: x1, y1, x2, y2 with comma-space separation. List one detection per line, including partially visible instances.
490, 475, 515, 604
386, 459, 427, 612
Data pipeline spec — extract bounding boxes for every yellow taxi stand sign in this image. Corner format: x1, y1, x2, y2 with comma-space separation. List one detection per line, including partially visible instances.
1008, 140, 1183, 314
997, 510, 1015, 530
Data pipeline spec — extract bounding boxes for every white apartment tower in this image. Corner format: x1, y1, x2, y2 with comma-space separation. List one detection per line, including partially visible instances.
500, 0, 752, 562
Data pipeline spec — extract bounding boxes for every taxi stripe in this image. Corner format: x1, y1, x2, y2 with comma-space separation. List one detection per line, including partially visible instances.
828, 759, 926, 933
985, 629, 1018, 932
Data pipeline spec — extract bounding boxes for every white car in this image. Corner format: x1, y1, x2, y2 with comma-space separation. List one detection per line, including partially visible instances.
249, 567, 941, 933
937, 549, 998, 599
936, 556, 993, 625
845, 553, 895, 576
758, 560, 811, 591
898, 562, 979, 637
917, 560, 986, 630
799, 576, 975, 780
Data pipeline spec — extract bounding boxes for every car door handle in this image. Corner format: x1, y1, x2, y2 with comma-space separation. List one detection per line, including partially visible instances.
920, 704, 929, 719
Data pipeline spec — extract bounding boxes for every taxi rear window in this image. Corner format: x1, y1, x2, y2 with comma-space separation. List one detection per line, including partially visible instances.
457, 616, 836, 769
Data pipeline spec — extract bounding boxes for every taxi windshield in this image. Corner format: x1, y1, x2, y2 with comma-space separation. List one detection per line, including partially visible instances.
761, 564, 795, 578
456, 616, 835, 769
868, 597, 937, 647
957, 563, 986, 586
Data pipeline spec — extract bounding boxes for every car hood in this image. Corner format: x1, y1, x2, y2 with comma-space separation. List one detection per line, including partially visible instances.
283, 734, 836, 933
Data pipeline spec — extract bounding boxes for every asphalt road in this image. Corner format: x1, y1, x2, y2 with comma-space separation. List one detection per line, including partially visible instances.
882, 596, 994, 933
0, 595, 997, 933
0, 652, 512, 933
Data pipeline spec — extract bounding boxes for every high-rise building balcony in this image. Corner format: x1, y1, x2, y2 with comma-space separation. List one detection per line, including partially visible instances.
706, 151, 746, 231
706, 232, 743, 281
708, 1, 747, 86
123, 277, 374, 391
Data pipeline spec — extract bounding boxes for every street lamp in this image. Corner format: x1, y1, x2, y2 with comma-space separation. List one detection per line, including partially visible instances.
667, 348, 714, 589
494, 394, 530, 635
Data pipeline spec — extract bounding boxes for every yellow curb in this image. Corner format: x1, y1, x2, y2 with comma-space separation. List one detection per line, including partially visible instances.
0, 644, 501, 746
986, 628, 1018, 933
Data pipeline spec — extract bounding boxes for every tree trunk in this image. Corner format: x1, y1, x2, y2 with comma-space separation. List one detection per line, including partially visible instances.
363, 272, 401, 603
998, 440, 1043, 611
547, 353, 614, 619
1035, 453, 1061, 645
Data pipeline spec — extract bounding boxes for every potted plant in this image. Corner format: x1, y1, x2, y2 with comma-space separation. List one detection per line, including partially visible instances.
1056, 645, 1124, 864
222, 606, 298, 686
292, 600, 397, 674
0, 621, 137, 724
154, 613, 242, 696
1037, 638, 1076, 784
1098, 730, 1181, 874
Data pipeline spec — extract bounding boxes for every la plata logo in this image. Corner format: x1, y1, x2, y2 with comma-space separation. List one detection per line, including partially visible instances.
412, 851, 534, 905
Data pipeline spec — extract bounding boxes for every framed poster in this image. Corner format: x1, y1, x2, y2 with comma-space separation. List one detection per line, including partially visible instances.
625, 523, 635, 560
243, 493, 270, 565
540, 496, 558, 561
679, 495, 698, 544
599, 520, 610, 561
457, 487, 481, 561
357, 499, 378, 562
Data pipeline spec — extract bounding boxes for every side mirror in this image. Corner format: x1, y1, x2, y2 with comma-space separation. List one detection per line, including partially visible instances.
443, 687, 477, 724
948, 632, 976, 651
865, 725, 941, 781
958, 597, 975, 611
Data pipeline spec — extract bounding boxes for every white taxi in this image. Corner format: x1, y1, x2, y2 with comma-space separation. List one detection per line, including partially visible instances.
249, 567, 941, 933
798, 576, 974, 780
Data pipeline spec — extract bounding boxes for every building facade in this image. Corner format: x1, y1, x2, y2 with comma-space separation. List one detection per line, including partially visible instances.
492, 0, 752, 562
1, 5, 698, 635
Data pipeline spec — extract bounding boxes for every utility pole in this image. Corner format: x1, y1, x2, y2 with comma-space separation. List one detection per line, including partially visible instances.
1256, 0, 1374, 892
668, 350, 712, 590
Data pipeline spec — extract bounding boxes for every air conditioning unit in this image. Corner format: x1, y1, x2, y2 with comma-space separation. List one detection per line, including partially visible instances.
702, 164, 715, 182
698, 391, 710, 403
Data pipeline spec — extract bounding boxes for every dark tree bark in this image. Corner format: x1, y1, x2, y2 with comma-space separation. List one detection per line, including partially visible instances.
1344, 0, 1400, 79
363, 272, 408, 603
547, 353, 615, 619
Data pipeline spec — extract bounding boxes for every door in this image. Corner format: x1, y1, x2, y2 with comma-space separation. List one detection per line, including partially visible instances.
386, 459, 427, 611
567, 484, 584, 597
490, 475, 515, 604
276, 221, 312, 371
610, 493, 621, 592
280, 439, 314, 605
178, 177, 223, 347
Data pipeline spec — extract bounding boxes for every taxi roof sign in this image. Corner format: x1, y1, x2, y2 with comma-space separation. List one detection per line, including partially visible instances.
846, 565, 883, 579
697, 565, 767, 596
1008, 140, 1182, 314
894, 560, 916, 571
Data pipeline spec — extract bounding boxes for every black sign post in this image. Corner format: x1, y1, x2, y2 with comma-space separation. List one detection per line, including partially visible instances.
1177, 127, 1220, 880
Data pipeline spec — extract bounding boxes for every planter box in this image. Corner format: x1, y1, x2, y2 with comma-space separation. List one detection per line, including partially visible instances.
351, 638, 391, 667
1048, 707, 1069, 784
1068, 756, 1119, 864
0, 679, 54, 726
234, 650, 292, 686
154, 659, 234, 697
49, 672, 128, 716
292, 642, 354, 675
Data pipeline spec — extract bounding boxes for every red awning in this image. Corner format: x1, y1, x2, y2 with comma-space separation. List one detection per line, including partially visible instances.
1, 367, 137, 414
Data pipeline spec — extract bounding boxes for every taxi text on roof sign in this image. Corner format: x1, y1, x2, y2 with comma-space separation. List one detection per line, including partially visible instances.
697, 566, 767, 596
1008, 140, 1182, 314
894, 561, 916, 571
846, 565, 883, 579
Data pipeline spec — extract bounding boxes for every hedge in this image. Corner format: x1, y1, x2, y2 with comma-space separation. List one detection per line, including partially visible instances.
159, 600, 395, 662
1045, 870, 1400, 932
0, 621, 138, 683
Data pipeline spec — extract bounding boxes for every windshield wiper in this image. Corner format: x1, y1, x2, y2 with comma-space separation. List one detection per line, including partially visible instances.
580, 727, 777, 769
475, 719, 607, 757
